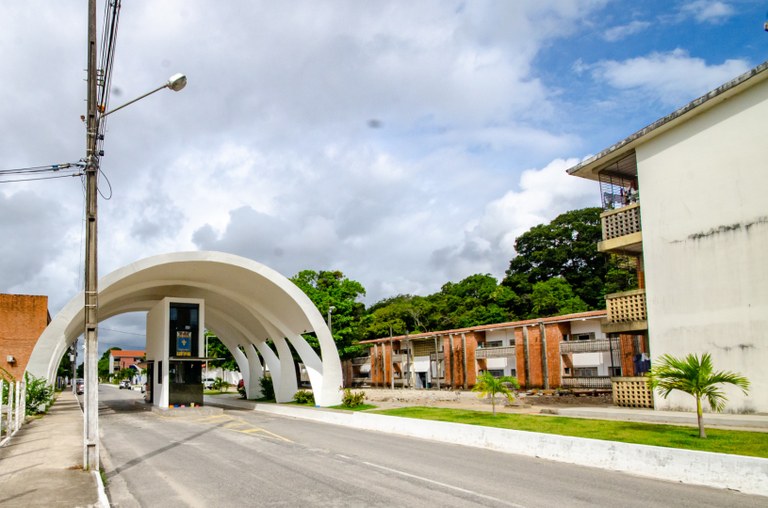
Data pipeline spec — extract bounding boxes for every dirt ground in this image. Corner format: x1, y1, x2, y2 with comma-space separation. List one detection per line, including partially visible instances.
359, 387, 613, 413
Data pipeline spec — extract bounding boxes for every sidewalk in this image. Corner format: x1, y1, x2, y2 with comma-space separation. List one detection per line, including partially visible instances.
0, 390, 101, 508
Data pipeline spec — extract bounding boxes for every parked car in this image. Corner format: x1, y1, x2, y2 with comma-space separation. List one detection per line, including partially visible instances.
75, 379, 84, 395
203, 378, 216, 390
119, 380, 131, 389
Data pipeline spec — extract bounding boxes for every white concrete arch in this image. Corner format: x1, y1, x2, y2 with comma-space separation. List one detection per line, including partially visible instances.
27, 251, 343, 406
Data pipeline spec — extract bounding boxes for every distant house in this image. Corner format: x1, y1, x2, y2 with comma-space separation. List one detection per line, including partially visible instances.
108, 349, 145, 376
567, 61, 768, 413
0, 293, 50, 380
355, 310, 647, 392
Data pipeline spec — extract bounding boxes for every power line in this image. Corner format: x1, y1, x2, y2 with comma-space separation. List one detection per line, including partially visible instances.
0, 172, 85, 184
0, 162, 83, 176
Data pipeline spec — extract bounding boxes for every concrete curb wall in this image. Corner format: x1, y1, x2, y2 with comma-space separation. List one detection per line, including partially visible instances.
243, 402, 768, 497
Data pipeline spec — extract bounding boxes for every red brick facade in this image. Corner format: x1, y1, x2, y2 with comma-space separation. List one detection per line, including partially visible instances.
0, 294, 50, 380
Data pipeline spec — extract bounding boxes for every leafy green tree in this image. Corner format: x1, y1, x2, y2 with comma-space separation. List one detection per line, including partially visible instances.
529, 277, 588, 317
502, 207, 636, 318
205, 332, 240, 372
24, 372, 54, 415
472, 371, 519, 415
212, 377, 230, 393
98, 347, 121, 381
115, 368, 135, 382
649, 353, 750, 438
432, 274, 517, 328
291, 270, 367, 359
364, 294, 434, 339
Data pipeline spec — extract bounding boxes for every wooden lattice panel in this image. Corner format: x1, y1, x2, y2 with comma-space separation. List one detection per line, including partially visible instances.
601, 203, 641, 240
612, 377, 654, 408
606, 289, 647, 323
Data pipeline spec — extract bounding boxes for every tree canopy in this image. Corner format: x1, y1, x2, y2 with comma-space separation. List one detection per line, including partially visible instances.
502, 207, 635, 318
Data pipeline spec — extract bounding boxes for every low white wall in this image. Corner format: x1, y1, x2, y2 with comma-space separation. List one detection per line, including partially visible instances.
248, 403, 768, 497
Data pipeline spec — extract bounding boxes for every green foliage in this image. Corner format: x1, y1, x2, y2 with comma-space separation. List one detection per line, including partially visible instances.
341, 388, 366, 408
98, 347, 121, 381
373, 407, 768, 458
472, 371, 519, 414
293, 389, 315, 405
212, 377, 230, 393
205, 333, 240, 372
56, 348, 73, 379
502, 207, 636, 318
530, 277, 588, 317
291, 270, 367, 359
649, 353, 750, 438
24, 372, 54, 415
115, 368, 135, 382
260, 376, 275, 400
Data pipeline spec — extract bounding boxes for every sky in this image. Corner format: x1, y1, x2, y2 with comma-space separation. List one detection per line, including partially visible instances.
1, 1, 767, 353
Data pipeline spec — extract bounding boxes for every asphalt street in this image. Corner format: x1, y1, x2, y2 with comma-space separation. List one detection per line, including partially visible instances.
99, 387, 765, 507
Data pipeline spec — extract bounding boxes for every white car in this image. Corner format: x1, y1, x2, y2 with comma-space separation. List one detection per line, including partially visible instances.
203, 378, 216, 389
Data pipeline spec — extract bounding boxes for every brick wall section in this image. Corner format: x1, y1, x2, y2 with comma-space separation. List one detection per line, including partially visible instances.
514, 323, 568, 389
0, 294, 49, 380
442, 332, 480, 388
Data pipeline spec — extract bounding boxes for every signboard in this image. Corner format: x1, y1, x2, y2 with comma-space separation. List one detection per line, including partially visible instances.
176, 331, 192, 357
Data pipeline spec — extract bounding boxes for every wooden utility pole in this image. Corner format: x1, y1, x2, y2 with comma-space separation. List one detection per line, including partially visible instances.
83, 0, 100, 471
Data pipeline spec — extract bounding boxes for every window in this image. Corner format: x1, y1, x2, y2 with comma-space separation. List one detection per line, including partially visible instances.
487, 369, 504, 377
609, 366, 622, 377
485, 340, 502, 348
574, 367, 598, 377
574, 333, 595, 341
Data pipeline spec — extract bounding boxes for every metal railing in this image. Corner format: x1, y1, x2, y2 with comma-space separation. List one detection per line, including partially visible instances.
475, 346, 516, 359
560, 338, 620, 354
606, 289, 647, 323
601, 202, 641, 241
0, 379, 27, 446
560, 376, 612, 389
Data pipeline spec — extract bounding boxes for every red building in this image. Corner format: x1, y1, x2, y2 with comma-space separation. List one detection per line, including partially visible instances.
0, 294, 50, 381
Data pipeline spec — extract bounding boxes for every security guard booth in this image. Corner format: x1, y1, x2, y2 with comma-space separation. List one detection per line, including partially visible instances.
145, 297, 206, 408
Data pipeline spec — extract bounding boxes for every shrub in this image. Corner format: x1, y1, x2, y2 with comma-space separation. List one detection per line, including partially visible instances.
341, 388, 366, 408
25, 372, 54, 415
293, 389, 315, 405
260, 376, 275, 400
212, 377, 230, 393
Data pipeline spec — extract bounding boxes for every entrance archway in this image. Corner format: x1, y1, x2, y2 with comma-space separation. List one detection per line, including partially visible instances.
26, 251, 343, 406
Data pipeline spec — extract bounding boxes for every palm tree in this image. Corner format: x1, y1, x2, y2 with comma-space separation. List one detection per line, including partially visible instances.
472, 371, 519, 415
649, 353, 750, 438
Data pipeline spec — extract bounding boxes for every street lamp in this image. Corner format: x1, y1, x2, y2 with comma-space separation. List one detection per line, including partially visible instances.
81, 67, 186, 470
327, 306, 336, 336
99, 73, 187, 118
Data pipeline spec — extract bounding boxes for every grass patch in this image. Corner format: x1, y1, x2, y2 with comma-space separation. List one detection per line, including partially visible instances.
329, 403, 377, 412
373, 407, 768, 458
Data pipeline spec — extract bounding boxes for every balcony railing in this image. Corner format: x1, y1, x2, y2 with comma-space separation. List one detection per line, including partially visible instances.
601, 202, 641, 241
560, 376, 612, 389
475, 346, 516, 359
351, 356, 370, 365
560, 338, 619, 354
606, 289, 647, 323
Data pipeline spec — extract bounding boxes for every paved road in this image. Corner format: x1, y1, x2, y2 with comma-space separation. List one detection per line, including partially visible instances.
100, 387, 765, 507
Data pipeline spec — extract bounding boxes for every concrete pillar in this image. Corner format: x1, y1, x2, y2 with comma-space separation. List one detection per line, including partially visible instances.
540, 322, 549, 390
522, 326, 531, 388
461, 333, 468, 390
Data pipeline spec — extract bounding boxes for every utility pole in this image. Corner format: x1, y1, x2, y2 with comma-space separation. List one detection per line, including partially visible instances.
83, 0, 100, 471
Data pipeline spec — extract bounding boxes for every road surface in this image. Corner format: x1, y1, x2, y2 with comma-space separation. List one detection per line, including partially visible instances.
99, 387, 764, 507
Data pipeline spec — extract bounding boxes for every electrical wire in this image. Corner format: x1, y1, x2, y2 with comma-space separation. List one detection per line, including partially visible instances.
0, 172, 85, 184
0, 162, 82, 176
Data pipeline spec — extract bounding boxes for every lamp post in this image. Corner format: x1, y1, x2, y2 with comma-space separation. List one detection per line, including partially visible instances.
327, 306, 336, 336
83, 1, 186, 471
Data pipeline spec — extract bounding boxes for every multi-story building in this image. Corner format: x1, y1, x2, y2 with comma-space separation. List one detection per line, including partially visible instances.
108, 349, 145, 377
0, 294, 50, 381
567, 61, 768, 413
355, 310, 647, 394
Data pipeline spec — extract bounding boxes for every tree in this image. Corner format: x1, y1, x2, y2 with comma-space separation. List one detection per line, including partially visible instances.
502, 207, 636, 318
430, 274, 517, 329
115, 368, 135, 382
205, 332, 240, 372
98, 347, 121, 381
649, 353, 750, 438
290, 270, 367, 359
529, 277, 588, 317
472, 371, 519, 415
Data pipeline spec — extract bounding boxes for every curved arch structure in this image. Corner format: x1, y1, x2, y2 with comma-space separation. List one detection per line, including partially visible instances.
27, 252, 343, 406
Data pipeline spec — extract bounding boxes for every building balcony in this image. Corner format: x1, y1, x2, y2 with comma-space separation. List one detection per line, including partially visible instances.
351, 356, 370, 366
560, 376, 612, 390
475, 346, 516, 359
598, 202, 642, 255
560, 338, 619, 354
603, 289, 648, 333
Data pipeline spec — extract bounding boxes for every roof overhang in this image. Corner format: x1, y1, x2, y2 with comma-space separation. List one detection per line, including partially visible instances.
568, 60, 768, 182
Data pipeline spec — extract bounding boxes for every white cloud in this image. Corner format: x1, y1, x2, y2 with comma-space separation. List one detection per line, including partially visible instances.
603, 20, 652, 42
591, 49, 750, 106
680, 1, 735, 24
